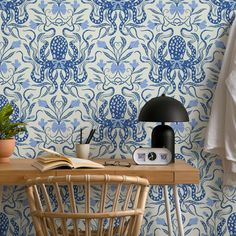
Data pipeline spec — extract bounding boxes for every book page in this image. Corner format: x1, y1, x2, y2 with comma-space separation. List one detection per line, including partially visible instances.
40, 148, 66, 158
69, 158, 104, 169
32, 160, 73, 172
38, 148, 73, 164
37, 155, 72, 164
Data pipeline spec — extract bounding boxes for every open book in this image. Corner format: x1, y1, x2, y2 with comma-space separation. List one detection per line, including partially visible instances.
32, 148, 104, 172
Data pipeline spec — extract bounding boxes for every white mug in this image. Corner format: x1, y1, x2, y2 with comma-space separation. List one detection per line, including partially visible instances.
76, 144, 90, 159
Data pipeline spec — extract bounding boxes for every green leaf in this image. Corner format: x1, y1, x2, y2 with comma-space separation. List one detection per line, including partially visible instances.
0, 103, 27, 139
0, 103, 13, 123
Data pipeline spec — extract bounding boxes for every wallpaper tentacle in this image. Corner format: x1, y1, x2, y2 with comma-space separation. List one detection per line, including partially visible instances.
0, 0, 236, 235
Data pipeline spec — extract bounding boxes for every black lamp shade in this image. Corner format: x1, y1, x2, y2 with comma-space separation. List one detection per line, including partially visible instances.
138, 95, 189, 122
138, 94, 189, 163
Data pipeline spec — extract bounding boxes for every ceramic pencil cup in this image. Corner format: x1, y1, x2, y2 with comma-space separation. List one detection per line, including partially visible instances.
76, 144, 90, 159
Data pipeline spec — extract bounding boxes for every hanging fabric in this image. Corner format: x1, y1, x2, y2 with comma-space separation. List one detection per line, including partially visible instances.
204, 18, 236, 186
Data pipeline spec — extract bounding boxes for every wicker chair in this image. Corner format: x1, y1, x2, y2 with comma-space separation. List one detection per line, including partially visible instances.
26, 175, 149, 236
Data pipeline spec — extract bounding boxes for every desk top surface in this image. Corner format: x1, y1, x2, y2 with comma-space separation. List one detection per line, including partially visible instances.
0, 158, 199, 185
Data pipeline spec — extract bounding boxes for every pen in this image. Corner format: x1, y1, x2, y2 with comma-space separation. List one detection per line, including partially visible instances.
85, 129, 96, 144
80, 128, 83, 144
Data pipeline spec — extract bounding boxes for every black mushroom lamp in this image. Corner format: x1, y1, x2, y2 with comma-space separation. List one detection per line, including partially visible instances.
138, 94, 189, 162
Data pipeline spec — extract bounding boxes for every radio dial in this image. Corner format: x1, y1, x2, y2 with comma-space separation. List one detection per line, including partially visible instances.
148, 152, 157, 161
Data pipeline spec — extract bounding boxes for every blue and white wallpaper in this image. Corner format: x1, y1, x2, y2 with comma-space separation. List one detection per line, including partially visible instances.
0, 0, 236, 235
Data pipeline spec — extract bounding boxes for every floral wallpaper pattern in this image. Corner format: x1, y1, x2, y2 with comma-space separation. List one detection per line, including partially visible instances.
0, 0, 236, 235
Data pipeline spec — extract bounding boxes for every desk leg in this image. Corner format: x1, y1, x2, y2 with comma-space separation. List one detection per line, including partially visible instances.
174, 185, 184, 236
164, 185, 173, 236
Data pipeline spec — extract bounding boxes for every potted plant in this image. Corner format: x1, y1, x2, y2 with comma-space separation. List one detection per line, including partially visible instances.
0, 103, 26, 163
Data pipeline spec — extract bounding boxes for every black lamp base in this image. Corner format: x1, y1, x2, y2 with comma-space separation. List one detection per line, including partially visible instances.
151, 123, 175, 162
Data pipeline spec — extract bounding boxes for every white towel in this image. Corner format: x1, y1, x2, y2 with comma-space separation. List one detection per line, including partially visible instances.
204, 18, 236, 186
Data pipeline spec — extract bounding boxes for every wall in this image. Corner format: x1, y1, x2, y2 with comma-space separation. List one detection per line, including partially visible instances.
0, 0, 236, 235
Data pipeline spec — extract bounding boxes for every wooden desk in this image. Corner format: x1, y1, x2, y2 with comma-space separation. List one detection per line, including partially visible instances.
0, 159, 199, 185
0, 159, 199, 236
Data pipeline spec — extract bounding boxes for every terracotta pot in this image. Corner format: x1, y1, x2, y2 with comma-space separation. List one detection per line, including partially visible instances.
0, 139, 16, 163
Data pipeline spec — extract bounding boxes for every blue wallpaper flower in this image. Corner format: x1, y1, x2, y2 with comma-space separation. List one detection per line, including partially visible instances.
0, 0, 236, 235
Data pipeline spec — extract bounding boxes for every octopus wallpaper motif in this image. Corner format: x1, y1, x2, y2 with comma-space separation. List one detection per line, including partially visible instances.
0, 0, 236, 235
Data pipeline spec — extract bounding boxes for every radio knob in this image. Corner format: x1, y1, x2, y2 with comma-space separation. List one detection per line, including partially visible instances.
148, 152, 157, 161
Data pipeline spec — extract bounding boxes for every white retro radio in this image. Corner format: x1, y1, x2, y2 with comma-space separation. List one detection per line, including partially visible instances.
133, 147, 172, 165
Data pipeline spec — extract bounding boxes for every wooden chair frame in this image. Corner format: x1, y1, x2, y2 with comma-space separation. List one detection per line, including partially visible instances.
26, 175, 149, 236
